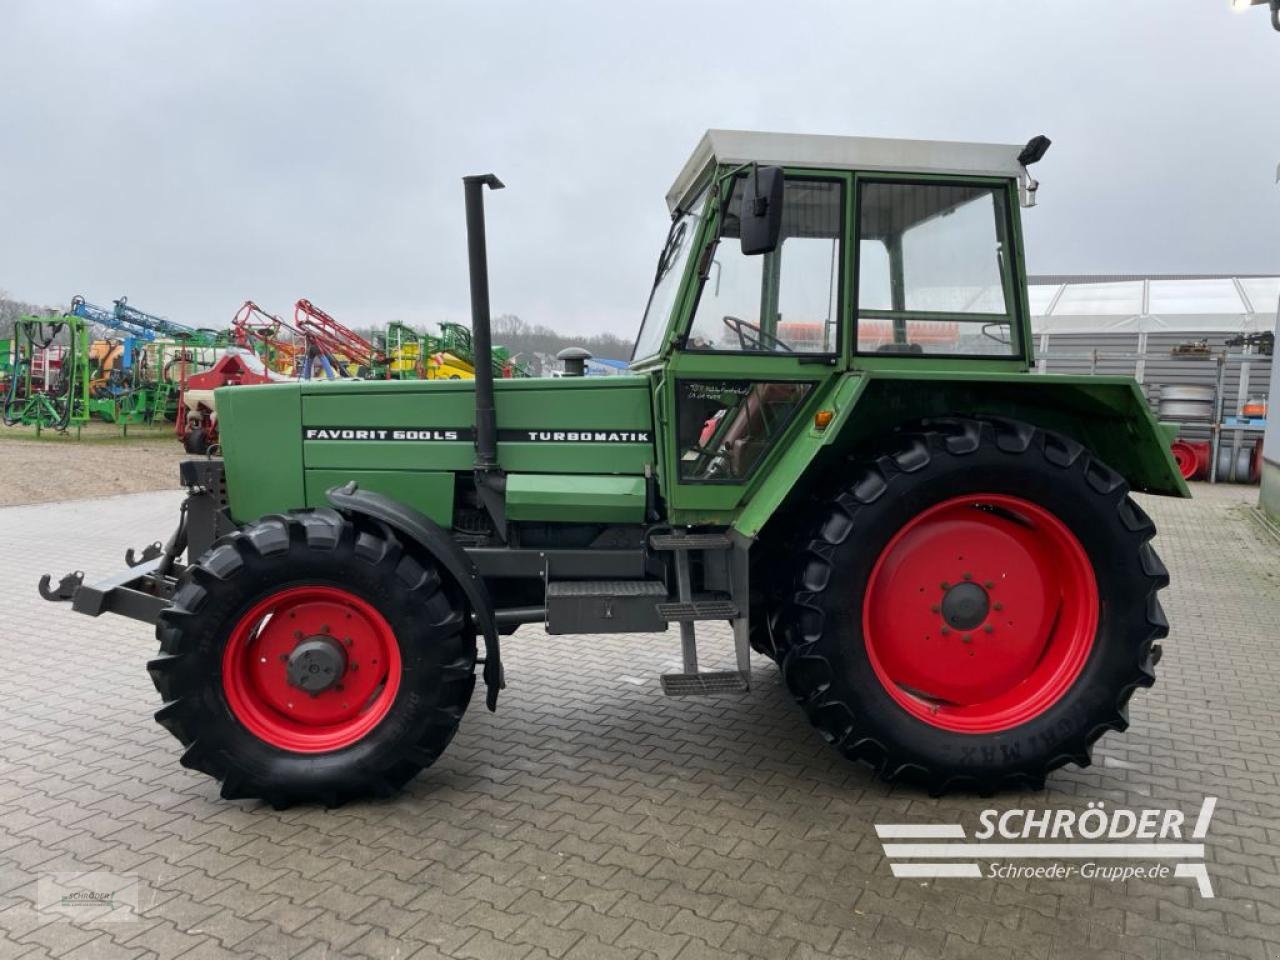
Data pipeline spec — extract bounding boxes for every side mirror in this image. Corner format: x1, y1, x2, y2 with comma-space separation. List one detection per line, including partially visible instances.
739, 166, 784, 256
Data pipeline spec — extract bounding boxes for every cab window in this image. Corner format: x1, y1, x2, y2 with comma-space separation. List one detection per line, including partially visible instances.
676, 379, 814, 482
856, 180, 1018, 356
686, 177, 843, 354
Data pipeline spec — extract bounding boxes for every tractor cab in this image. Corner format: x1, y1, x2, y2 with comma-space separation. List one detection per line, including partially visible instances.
630, 130, 1050, 521
632, 129, 1046, 370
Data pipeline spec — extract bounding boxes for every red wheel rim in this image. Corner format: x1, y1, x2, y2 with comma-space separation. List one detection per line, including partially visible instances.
862, 494, 1098, 733
1170, 441, 1198, 481
221, 586, 401, 752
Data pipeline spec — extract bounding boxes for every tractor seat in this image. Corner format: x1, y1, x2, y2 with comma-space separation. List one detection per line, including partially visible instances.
875, 342, 924, 354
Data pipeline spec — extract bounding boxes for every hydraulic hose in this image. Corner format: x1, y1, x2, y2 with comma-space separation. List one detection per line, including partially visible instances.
1, 355, 25, 426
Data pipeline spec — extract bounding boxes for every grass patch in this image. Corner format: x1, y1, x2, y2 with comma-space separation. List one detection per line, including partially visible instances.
0, 422, 176, 444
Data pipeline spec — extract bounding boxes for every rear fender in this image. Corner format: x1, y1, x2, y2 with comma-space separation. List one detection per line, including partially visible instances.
326, 482, 504, 710
733, 371, 1189, 539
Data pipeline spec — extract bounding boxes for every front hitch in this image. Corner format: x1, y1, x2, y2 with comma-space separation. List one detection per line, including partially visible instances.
38, 458, 228, 624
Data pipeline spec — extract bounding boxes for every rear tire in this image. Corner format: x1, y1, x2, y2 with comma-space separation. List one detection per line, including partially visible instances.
149, 510, 475, 807
781, 417, 1168, 794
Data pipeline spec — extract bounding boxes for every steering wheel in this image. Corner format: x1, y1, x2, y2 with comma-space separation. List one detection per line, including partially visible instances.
723, 315, 792, 353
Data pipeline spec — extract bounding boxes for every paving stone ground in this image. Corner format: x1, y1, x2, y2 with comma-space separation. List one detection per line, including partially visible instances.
1, 483, 1278, 960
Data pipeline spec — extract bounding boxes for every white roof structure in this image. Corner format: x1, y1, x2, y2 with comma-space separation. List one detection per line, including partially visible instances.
1029, 274, 1280, 335
667, 129, 1032, 212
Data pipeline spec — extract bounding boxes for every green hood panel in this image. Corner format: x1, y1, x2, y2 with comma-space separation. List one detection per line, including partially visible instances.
217, 375, 656, 524
299, 376, 655, 474
217, 382, 305, 523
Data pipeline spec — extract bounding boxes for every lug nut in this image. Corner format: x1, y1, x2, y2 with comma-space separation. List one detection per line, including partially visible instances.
962, 634, 973, 644
962, 572, 972, 581
984, 580, 995, 589
941, 581, 951, 590
931, 604, 940, 613
994, 602, 1004, 611
984, 625, 994, 634
941, 626, 951, 636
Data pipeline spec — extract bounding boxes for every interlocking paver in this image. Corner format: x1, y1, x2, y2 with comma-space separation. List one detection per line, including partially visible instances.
0, 483, 1278, 959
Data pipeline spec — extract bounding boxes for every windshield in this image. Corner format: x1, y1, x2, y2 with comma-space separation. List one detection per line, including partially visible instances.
686, 176, 843, 354
632, 189, 706, 362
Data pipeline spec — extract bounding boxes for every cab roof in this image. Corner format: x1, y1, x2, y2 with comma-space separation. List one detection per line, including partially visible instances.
667, 129, 1031, 213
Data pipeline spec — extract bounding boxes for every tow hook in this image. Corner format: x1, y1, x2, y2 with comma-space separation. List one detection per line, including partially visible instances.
38, 570, 84, 602
125, 541, 164, 568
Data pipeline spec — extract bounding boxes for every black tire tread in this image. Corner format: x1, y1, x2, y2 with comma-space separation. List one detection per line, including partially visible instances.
781, 416, 1168, 795
149, 508, 474, 807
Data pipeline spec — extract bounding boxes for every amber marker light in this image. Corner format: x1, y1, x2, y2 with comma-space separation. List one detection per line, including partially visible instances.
814, 410, 835, 430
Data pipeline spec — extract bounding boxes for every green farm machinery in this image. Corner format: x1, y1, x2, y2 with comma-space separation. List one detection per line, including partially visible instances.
43, 131, 1187, 805
2, 315, 91, 432
434, 320, 529, 378
69, 295, 224, 428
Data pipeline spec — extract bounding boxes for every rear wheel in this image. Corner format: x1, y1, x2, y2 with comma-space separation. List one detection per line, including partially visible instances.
149, 510, 475, 806
782, 417, 1168, 794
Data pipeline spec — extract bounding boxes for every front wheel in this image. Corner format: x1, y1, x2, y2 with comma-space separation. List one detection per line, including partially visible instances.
182, 426, 208, 454
782, 417, 1168, 794
149, 510, 475, 806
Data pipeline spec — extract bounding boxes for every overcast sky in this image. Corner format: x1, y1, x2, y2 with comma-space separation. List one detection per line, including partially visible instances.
2, 0, 1277, 338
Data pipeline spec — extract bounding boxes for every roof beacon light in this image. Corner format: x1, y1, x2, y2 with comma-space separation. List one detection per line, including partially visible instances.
1017, 134, 1052, 208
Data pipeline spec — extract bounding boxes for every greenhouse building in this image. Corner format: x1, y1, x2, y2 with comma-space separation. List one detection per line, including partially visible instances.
1028, 273, 1275, 493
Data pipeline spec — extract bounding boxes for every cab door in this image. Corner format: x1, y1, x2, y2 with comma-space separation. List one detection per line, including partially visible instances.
660, 170, 852, 525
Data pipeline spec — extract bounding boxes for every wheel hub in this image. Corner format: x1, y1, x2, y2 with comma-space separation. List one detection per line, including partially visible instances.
940, 581, 989, 631
286, 636, 347, 694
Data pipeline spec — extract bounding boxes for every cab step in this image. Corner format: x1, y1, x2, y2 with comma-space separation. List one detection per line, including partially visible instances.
656, 599, 739, 621
660, 671, 749, 697
649, 532, 733, 551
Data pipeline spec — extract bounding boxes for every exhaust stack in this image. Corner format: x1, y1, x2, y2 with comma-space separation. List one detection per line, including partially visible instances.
463, 173, 504, 472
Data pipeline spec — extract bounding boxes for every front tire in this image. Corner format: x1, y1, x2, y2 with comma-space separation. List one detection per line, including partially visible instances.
782, 417, 1168, 794
149, 510, 475, 807
182, 426, 208, 455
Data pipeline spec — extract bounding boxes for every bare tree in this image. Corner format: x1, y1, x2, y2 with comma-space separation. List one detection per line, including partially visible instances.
0, 291, 62, 340
493, 314, 528, 339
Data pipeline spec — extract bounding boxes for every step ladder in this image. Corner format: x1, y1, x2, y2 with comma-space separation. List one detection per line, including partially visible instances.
649, 531, 750, 697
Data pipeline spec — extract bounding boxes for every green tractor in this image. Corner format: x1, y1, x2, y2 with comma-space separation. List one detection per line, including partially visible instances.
42, 130, 1186, 806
